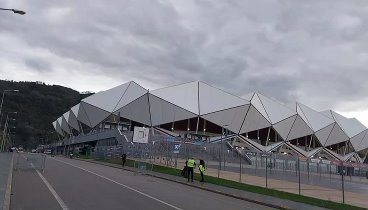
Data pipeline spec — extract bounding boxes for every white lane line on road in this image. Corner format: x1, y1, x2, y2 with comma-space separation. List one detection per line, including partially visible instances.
28, 160, 69, 210
54, 158, 183, 210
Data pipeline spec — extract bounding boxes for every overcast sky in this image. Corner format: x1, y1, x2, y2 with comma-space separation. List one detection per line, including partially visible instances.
1, 0, 368, 125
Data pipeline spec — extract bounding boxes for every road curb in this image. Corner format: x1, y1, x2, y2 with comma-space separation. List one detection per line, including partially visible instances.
76, 158, 290, 210
3, 153, 14, 210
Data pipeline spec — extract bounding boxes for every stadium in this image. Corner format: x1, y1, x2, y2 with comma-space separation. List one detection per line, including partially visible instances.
52, 81, 368, 163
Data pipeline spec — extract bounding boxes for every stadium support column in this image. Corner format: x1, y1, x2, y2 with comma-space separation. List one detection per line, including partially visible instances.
343, 141, 348, 156
265, 127, 271, 146
275, 131, 277, 142
79, 122, 84, 134
305, 136, 307, 151
186, 119, 190, 139
203, 119, 206, 136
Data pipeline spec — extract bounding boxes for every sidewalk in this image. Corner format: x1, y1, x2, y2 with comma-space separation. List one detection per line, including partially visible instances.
77, 157, 329, 210
0, 153, 14, 210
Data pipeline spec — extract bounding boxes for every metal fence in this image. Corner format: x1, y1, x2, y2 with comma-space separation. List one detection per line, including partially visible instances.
89, 137, 368, 206
14, 153, 46, 172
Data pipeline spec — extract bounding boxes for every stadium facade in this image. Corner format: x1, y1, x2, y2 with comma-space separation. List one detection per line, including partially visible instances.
52, 81, 368, 163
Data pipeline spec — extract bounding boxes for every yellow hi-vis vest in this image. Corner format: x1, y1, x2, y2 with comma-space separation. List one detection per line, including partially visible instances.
187, 159, 195, 167
199, 165, 205, 172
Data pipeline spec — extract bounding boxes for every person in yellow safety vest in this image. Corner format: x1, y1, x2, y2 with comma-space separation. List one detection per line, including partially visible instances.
199, 159, 205, 182
186, 157, 196, 182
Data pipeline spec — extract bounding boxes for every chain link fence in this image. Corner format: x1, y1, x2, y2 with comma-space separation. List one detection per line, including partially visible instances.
14, 153, 46, 172
86, 134, 368, 207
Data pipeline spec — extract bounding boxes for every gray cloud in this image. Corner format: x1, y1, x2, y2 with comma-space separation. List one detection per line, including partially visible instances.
2, 0, 368, 113
24, 58, 52, 72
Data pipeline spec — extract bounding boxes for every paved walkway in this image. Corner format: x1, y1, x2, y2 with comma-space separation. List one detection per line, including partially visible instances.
0, 153, 14, 210
79, 158, 330, 210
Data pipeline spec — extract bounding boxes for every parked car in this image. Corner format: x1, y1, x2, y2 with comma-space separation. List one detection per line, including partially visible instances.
44, 149, 52, 154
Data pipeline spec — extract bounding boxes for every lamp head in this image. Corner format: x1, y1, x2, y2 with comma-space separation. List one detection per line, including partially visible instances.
12, 9, 25, 15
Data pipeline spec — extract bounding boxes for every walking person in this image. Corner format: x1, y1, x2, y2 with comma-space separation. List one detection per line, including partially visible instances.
186, 157, 196, 182
121, 153, 127, 167
199, 159, 206, 182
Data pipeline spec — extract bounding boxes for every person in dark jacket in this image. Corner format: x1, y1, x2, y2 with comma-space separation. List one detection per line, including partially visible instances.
121, 153, 127, 167
181, 165, 188, 178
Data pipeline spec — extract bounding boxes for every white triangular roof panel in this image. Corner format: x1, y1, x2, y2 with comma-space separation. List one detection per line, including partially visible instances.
320, 110, 334, 119
273, 115, 297, 140
57, 117, 63, 126
257, 94, 295, 124
287, 115, 313, 141
52, 121, 57, 130
149, 94, 197, 126
250, 94, 271, 122
242, 92, 255, 101
76, 103, 92, 127
82, 82, 130, 112
67, 110, 80, 131
332, 111, 366, 138
350, 130, 366, 152
80, 102, 111, 128
61, 116, 71, 134
202, 105, 249, 134
115, 94, 151, 126
315, 123, 334, 146
71, 104, 80, 118
239, 105, 271, 133
63, 111, 70, 122
297, 104, 311, 129
55, 120, 64, 136
358, 129, 368, 151
324, 124, 349, 146
114, 81, 148, 112
297, 103, 334, 132
199, 82, 248, 115
150, 81, 199, 114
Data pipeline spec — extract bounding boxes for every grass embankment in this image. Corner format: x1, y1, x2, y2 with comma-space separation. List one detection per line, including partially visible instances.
81, 156, 366, 210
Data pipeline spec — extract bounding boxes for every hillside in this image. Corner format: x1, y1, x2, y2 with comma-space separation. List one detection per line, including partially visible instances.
0, 80, 92, 149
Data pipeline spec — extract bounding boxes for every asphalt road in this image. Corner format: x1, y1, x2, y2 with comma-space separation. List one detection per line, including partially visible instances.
11, 155, 276, 210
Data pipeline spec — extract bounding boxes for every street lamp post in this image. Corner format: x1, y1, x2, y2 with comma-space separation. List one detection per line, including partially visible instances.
5, 124, 16, 149
0, 89, 19, 130
0, 8, 26, 15
1, 112, 17, 151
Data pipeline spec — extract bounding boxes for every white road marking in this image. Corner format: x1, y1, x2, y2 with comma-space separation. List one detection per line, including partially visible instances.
54, 158, 183, 210
24, 155, 69, 210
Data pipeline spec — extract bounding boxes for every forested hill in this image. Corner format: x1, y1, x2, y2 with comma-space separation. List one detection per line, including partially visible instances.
0, 80, 92, 149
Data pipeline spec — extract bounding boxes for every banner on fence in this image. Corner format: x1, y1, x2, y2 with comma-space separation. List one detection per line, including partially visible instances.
173, 144, 181, 154
321, 159, 331, 164
133, 127, 149, 143
310, 158, 320, 163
